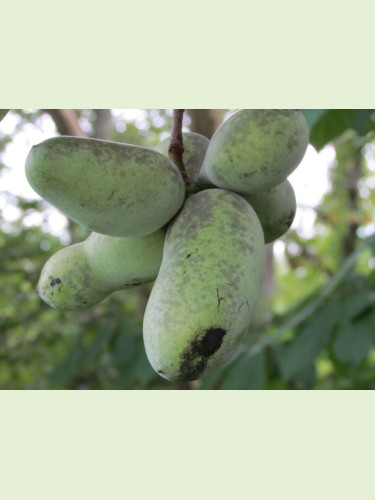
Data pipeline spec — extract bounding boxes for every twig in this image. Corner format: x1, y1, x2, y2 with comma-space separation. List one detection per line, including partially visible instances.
168, 109, 189, 184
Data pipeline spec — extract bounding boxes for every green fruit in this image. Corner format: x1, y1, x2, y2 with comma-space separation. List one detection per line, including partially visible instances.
143, 189, 266, 381
199, 109, 309, 194
0, 109, 9, 122
25, 137, 185, 237
36, 229, 165, 310
155, 132, 211, 190
243, 179, 296, 243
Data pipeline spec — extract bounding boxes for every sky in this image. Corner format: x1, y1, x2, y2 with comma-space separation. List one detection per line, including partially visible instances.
0, 110, 335, 252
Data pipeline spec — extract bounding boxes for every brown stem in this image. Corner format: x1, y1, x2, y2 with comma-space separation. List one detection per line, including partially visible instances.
188, 109, 224, 139
44, 109, 86, 137
168, 109, 189, 184
93, 109, 112, 140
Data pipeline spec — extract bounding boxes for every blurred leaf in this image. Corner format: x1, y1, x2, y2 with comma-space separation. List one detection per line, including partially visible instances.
0, 109, 9, 122
288, 364, 316, 389
310, 110, 356, 150
333, 313, 375, 366
198, 361, 229, 389
331, 290, 375, 366
351, 109, 375, 134
300, 110, 327, 132
47, 337, 83, 389
276, 297, 341, 380
199, 350, 265, 390
310, 109, 375, 150
220, 351, 265, 390
337, 290, 375, 326
81, 327, 111, 363
114, 350, 156, 389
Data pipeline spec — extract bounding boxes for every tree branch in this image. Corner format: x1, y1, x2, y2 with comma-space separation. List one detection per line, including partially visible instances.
187, 109, 224, 139
44, 109, 86, 137
168, 109, 189, 184
93, 109, 112, 140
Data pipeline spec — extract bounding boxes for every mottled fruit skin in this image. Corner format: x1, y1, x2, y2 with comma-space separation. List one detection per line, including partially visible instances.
155, 132, 211, 191
143, 189, 266, 381
25, 137, 185, 237
199, 109, 309, 194
243, 179, 296, 243
36, 229, 165, 310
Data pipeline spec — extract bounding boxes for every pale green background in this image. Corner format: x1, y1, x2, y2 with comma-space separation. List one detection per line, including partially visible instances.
1, 1, 374, 497
1, 1, 374, 108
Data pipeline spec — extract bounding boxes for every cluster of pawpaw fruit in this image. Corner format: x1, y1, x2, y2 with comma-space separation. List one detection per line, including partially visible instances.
25, 109, 309, 382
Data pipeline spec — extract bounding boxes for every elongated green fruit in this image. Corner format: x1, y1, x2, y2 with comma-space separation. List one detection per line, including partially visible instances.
243, 179, 296, 243
0, 109, 9, 122
143, 189, 266, 381
155, 132, 211, 191
25, 137, 185, 237
199, 109, 309, 194
36, 229, 165, 310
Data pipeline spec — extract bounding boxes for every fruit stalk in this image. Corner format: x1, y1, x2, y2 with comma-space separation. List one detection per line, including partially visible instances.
168, 109, 189, 184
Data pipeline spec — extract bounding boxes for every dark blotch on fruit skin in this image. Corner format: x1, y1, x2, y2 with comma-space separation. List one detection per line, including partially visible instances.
50, 278, 62, 286
201, 328, 226, 356
179, 327, 227, 380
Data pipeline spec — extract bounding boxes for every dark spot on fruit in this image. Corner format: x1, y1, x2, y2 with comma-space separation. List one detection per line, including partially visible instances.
200, 328, 226, 356
242, 171, 256, 178
108, 189, 118, 200
186, 253, 191, 259
179, 327, 227, 380
158, 370, 165, 374
237, 302, 244, 314
287, 135, 298, 151
50, 278, 62, 286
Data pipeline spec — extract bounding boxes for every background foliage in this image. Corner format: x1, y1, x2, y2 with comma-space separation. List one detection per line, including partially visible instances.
0, 109, 374, 389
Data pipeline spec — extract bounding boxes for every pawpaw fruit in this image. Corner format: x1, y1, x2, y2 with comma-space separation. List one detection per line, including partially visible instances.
143, 189, 266, 381
243, 179, 296, 243
25, 137, 185, 237
36, 229, 165, 310
199, 109, 309, 194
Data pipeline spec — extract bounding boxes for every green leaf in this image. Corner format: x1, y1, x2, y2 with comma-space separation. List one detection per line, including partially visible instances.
220, 351, 265, 390
333, 314, 375, 366
288, 364, 316, 389
114, 350, 156, 389
199, 350, 265, 390
198, 361, 229, 389
0, 109, 9, 122
300, 110, 327, 132
309, 109, 375, 150
81, 327, 111, 363
276, 297, 341, 380
337, 290, 375, 325
310, 110, 356, 150
47, 338, 83, 388
350, 109, 375, 134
